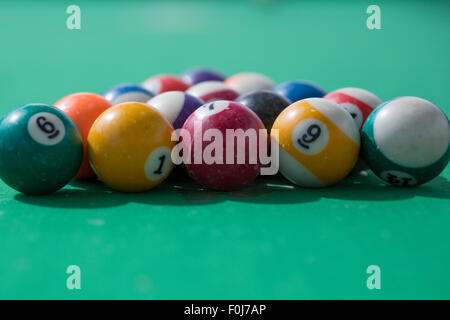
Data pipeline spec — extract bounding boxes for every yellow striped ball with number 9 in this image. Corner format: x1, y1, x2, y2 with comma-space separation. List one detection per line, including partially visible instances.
271, 98, 360, 187
87, 102, 175, 192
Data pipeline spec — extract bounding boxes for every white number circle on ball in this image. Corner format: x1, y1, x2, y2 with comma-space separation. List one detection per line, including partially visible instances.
292, 118, 329, 155
145, 146, 172, 181
27, 112, 65, 146
194, 101, 229, 118
340, 102, 363, 129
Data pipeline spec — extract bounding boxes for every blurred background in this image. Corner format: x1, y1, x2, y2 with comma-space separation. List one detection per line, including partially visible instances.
0, 0, 449, 113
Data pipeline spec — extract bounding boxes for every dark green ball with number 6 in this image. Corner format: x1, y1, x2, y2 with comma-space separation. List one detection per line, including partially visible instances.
0, 104, 83, 195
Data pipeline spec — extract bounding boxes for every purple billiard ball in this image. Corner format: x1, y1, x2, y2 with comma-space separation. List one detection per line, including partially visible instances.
182, 68, 226, 86
147, 91, 204, 129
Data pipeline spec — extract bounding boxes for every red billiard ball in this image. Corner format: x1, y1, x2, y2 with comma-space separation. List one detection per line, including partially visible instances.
142, 74, 189, 94
186, 81, 239, 102
323, 87, 382, 132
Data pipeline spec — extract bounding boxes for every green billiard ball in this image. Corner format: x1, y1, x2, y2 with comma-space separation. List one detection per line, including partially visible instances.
0, 104, 83, 195
362, 96, 450, 187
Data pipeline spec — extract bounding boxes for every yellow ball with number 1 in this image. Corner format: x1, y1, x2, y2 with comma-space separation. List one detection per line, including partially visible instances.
87, 102, 175, 192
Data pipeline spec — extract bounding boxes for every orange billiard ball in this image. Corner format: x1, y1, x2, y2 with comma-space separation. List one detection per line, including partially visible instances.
55, 92, 112, 179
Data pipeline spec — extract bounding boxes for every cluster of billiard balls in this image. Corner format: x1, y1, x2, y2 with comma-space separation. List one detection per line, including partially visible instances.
0, 68, 449, 195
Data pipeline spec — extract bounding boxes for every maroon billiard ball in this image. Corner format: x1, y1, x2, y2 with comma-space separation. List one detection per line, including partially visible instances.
142, 74, 189, 94
181, 100, 266, 191
186, 81, 239, 102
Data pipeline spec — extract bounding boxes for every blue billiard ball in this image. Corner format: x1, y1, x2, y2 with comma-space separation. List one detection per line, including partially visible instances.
273, 80, 326, 103
0, 104, 83, 195
103, 83, 154, 105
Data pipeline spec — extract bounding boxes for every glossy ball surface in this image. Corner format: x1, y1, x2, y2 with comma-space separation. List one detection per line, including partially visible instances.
236, 90, 290, 131
362, 96, 449, 186
182, 68, 226, 85
186, 81, 239, 103
225, 72, 275, 95
324, 87, 382, 132
273, 81, 326, 103
0, 104, 83, 195
142, 74, 189, 95
103, 83, 154, 105
272, 98, 360, 187
55, 92, 112, 179
147, 91, 204, 129
87, 102, 175, 192
182, 100, 265, 191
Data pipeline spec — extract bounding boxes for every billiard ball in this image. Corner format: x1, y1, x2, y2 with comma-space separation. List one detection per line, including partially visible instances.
236, 90, 291, 132
54, 92, 112, 179
103, 83, 154, 105
186, 81, 239, 102
273, 81, 326, 103
271, 98, 360, 187
324, 87, 382, 131
362, 96, 449, 187
0, 104, 83, 195
324, 87, 382, 173
182, 100, 266, 191
142, 74, 189, 94
147, 91, 204, 129
87, 102, 175, 192
182, 68, 226, 85
225, 72, 275, 95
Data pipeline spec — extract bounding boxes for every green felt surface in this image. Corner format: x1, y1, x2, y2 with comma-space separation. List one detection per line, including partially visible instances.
0, 0, 449, 299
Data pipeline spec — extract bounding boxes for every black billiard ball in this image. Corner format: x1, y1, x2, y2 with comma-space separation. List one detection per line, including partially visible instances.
236, 90, 291, 132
